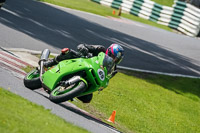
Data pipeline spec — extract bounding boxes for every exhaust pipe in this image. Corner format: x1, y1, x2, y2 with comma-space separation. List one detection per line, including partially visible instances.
64, 76, 81, 86
39, 49, 50, 82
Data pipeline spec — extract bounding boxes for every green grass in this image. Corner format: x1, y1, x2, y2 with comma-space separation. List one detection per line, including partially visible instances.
0, 87, 89, 133
151, 0, 174, 7
35, 54, 55, 59
21, 65, 35, 73
40, 0, 118, 17
72, 71, 200, 133
39, 0, 173, 32
121, 13, 172, 31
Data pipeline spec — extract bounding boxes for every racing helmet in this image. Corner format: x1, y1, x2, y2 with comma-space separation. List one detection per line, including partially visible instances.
106, 44, 124, 64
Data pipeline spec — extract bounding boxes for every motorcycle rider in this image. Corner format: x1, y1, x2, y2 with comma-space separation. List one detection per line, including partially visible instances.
44, 43, 124, 103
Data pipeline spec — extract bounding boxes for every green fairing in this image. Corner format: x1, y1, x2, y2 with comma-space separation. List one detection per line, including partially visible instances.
42, 52, 110, 96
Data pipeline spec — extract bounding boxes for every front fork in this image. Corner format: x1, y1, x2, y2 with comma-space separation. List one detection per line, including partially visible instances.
38, 49, 50, 83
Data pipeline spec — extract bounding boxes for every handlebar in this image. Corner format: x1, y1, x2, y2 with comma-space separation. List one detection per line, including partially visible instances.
70, 49, 82, 57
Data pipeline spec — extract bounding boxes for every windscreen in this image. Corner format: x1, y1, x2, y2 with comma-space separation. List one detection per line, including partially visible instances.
103, 54, 115, 74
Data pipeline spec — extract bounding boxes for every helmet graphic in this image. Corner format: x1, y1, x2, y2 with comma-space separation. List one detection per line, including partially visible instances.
106, 44, 124, 64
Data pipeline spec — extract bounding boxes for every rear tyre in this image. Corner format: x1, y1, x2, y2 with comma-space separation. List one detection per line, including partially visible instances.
49, 81, 87, 103
77, 93, 93, 103
24, 69, 42, 90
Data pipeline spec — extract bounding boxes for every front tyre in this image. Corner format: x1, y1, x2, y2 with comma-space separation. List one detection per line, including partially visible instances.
24, 69, 42, 90
49, 81, 87, 103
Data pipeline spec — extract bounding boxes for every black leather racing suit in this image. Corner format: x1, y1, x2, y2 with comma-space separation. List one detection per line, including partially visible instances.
44, 44, 106, 68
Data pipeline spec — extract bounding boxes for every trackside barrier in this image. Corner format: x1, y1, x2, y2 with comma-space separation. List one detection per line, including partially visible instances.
91, 0, 200, 37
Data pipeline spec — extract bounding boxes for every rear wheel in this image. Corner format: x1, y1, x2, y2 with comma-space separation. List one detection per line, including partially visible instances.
77, 93, 93, 103
24, 69, 42, 90
49, 81, 87, 103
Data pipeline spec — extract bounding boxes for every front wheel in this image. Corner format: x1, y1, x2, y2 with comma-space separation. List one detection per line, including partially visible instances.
24, 69, 42, 90
49, 81, 87, 103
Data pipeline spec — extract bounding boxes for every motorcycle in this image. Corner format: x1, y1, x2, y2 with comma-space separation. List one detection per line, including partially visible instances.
24, 49, 115, 103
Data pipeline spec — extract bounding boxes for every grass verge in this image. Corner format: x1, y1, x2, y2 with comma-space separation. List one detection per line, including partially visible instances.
151, 0, 174, 7
0, 87, 89, 133
21, 65, 35, 73
72, 70, 200, 133
39, 0, 173, 32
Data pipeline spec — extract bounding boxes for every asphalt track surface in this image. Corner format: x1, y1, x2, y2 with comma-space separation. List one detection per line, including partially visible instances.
1, 0, 200, 76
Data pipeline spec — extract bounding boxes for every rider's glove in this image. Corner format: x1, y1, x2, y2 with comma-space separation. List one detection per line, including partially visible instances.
77, 44, 89, 56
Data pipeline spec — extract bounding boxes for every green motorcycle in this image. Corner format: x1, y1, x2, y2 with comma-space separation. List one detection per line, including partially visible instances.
24, 49, 115, 103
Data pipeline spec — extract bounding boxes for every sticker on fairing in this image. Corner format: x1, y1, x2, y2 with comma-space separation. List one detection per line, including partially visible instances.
95, 60, 99, 64
97, 69, 105, 81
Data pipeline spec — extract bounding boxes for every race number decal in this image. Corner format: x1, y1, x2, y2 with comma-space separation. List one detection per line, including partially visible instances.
97, 69, 105, 81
